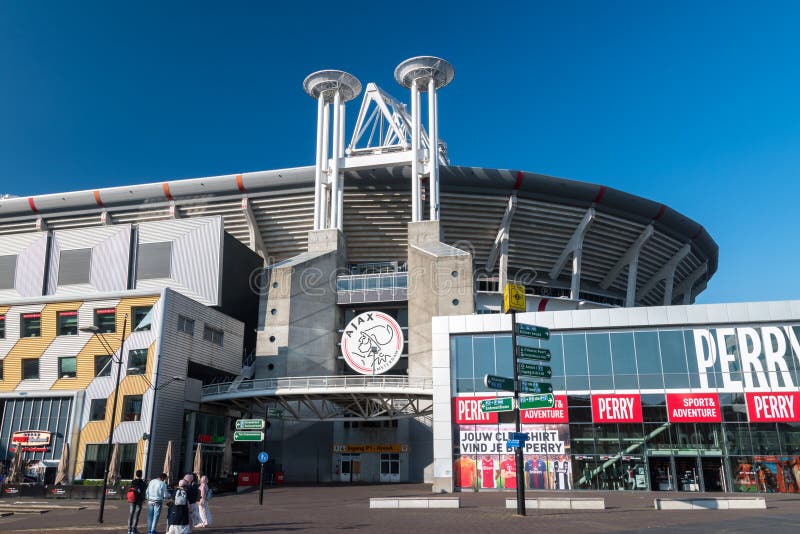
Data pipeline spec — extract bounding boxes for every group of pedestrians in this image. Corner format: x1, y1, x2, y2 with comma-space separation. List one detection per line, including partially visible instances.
126, 470, 213, 534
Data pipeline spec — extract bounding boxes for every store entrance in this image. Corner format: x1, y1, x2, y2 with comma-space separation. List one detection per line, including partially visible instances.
701, 457, 725, 492
339, 454, 361, 482
649, 457, 675, 491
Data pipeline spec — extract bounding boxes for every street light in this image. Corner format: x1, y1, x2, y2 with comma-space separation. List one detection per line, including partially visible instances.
140, 373, 185, 479
80, 314, 128, 525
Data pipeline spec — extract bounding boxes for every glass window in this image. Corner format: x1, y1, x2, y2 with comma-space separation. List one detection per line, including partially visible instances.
641, 394, 667, 422
203, 325, 224, 346
22, 358, 39, 380
131, 306, 153, 331
59, 356, 77, 378
452, 336, 474, 393
177, 315, 195, 335
119, 443, 138, 480
473, 336, 495, 383
0, 314, 5, 339
634, 331, 663, 389
659, 330, 690, 388
21, 313, 41, 337
89, 398, 107, 420
127, 349, 147, 375
563, 334, 589, 391
610, 332, 638, 389
57, 310, 78, 336
587, 333, 613, 390
94, 355, 112, 377
93, 308, 116, 333
542, 334, 566, 392
778, 423, 800, 456
58, 248, 92, 285
494, 335, 513, 378
82, 444, 109, 479
122, 395, 143, 422
684, 329, 709, 388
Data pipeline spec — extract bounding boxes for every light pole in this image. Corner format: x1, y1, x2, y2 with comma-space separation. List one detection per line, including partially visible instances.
142, 374, 185, 479
80, 314, 127, 525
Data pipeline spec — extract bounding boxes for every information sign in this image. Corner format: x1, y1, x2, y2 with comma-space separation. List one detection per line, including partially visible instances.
503, 283, 526, 313
510, 432, 529, 442
518, 380, 553, 395
235, 419, 265, 431
506, 439, 522, 449
517, 361, 552, 378
516, 346, 551, 361
484, 374, 515, 392
258, 451, 270, 463
480, 397, 514, 413
234, 430, 265, 442
516, 323, 550, 340
519, 393, 555, 410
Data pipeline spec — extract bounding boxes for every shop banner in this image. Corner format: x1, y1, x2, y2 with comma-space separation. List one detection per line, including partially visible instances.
521, 395, 569, 423
453, 396, 499, 424
666, 393, 722, 422
591, 394, 642, 423
745, 392, 800, 422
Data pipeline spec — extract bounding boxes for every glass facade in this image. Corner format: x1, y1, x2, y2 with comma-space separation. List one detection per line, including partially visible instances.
451, 324, 800, 493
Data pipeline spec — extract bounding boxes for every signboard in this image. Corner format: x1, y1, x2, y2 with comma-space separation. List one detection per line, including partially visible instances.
591, 394, 643, 423
745, 392, 800, 422
503, 283, 526, 313
484, 374, 515, 392
333, 444, 409, 453
258, 451, 270, 463
457, 425, 569, 456
506, 439, 522, 449
517, 362, 552, 378
521, 395, 568, 424
519, 393, 555, 410
11, 430, 51, 449
510, 432, 529, 442
453, 396, 499, 424
666, 393, 722, 423
341, 311, 404, 375
516, 346, 551, 361
519, 380, 553, 395
516, 323, 550, 340
480, 397, 514, 413
234, 431, 264, 442
235, 419, 265, 431
267, 409, 284, 418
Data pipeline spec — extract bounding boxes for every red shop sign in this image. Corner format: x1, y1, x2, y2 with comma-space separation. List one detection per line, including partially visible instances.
452, 396, 498, 424
591, 394, 642, 423
521, 395, 569, 424
666, 393, 722, 423
746, 392, 800, 422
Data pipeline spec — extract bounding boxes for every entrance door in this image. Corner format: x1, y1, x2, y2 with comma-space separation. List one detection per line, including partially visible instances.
701, 457, 725, 492
340, 454, 362, 482
379, 453, 400, 482
649, 457, 675, 491
675, 457, 700, 492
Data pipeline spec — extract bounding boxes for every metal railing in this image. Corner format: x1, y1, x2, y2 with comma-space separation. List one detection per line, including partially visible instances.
336, 272, 408, 292
202, 374, 433, 398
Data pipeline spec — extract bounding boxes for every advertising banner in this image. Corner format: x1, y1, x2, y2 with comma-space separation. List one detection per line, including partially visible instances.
666, 393, 722, 422
453, 423, 571, 490
591, 394, 642, 423
453, 396, 499, 424
521, 395, 569, 424
745, 392, 800, 422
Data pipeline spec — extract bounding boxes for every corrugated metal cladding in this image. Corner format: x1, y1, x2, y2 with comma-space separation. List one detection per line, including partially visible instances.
135, 217, 223, 306
0, 232, 47, 299
137, 242, 172, 280
0, 255, 15, 290
146, 289, 244, 473
49, 225, 132, 297
0, 396, 72, 462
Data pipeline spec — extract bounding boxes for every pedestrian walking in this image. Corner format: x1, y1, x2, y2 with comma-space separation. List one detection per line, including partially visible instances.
145, 473, 168, 534
127, 469, 147, 534
195, 475, 212, 528
166, 479, 191, 534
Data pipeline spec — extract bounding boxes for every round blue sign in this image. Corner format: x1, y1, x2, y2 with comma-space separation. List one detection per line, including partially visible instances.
258, 451, 269, 463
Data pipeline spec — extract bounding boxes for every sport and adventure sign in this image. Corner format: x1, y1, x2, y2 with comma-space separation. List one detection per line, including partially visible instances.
341, 311, 404, 375
666, 393, 722, 422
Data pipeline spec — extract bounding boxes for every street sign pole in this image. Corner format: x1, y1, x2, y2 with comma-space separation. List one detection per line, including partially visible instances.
510, 311, 526, 517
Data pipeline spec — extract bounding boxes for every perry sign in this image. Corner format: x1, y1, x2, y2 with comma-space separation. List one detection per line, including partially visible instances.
592, 394, 643, 423
341, 311, 404, 375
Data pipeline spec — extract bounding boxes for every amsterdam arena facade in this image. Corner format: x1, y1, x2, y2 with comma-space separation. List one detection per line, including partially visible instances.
0, 57, 798, 496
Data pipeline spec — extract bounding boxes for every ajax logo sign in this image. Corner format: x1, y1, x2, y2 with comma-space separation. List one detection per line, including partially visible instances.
341, 312, 404, 375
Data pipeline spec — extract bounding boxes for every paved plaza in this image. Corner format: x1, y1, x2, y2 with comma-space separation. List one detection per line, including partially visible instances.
0, 485, 798, 534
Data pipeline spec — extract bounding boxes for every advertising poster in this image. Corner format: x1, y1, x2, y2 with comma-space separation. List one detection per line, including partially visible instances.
453, 423, 571, 490
733, 456, 800, 493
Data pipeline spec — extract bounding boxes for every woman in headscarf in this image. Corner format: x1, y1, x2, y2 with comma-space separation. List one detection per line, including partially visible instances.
196, 475, 213, 528
167, 479, 191, 534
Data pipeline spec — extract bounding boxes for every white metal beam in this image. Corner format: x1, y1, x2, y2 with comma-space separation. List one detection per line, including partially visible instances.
485, 195, 518, 272
600, 225, 654, 290
241, 197, 267, 259
638, 243, 692, 304
674, 263, 708, 305
549, 208, 595, 299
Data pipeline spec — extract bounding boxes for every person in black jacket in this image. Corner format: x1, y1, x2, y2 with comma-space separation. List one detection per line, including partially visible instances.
127, 470, 147, 534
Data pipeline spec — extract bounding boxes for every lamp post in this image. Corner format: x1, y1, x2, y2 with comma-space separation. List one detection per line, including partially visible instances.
142, 374, 185, 479
80, 314, 127, 525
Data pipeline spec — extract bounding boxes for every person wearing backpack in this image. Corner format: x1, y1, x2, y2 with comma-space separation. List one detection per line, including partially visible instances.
167, 479, 190, 534
127, 470, 146, 534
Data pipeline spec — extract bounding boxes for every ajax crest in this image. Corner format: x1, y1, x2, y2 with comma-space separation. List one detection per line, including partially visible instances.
341, 312, 404, 374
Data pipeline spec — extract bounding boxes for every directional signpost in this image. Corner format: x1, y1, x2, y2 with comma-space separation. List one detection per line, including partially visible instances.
484, 374, 515, 392
516, 323, 550, 339
236, 419, 265, 431
516, 345, 551, 361
480, 397, 514, 413
257, 451, 269, 505
517, 361, 552, 378
234, 430, 265, 442
519, 393, 555, 410
519, 380, 554, 395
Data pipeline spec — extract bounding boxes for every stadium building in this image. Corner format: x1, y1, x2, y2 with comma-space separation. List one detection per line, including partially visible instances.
0, 57, 797, 493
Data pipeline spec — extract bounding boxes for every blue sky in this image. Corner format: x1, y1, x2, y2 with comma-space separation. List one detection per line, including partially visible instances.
1, 1, 798, 304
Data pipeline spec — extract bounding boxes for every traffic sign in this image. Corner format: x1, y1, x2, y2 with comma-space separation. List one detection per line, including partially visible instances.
480, 397, 514, 413
517, 361, 552, 378
267, 409, 284, 418
519, 380, 553, 395
510, 432, 529, 442
236, 419, 265, 431
506, 439, 523, 449
516, 323, 550, 340
484, 374, 515, 392
234, 430, 265, 442
516, 345, 551, 361
503, 283, 526, 313
258, 451, 270, 463
519, 393, 555, 410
